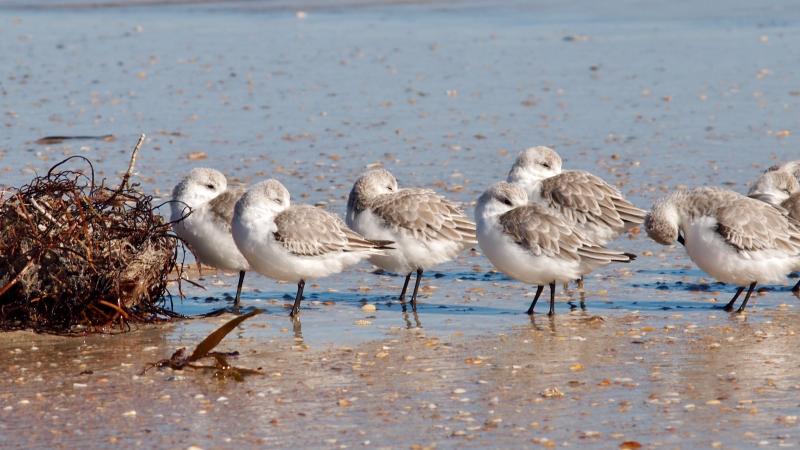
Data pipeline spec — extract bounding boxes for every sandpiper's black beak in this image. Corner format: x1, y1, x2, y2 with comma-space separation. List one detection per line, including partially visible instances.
677, 233, 686, 246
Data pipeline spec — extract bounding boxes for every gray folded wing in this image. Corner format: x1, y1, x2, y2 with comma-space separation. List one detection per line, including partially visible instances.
499, 205, 635, 264
540, 171, 646, 230
207, 184, 247, 232
498, 205, 583, 261
715, 198, 800, 253
371, 188, 477, 245
274, 205, 389, 256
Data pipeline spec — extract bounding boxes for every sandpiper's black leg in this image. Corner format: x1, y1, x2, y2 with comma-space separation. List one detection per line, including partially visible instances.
233, 270, 246, 308
290, 279, 305, 318
526, 285, 544, 315
399, 272, 413, 301
723, 286, 745, 311
548, 282, 556, 316
736, 282, 758, 313
399, 272, 413, 312
410, 268, 424, 312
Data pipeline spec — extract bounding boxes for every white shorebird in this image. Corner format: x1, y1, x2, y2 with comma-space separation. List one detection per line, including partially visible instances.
747, 169, 800, 206
232, 179, 393, 317
171, 168, 250, 307
346, 168, 476, 311
506, 146, 645, 288
476, 182, 635, 316
645, 187, 800, 312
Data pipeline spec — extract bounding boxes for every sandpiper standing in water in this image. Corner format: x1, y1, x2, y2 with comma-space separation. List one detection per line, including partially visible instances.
346, 168, 476, 312
476, 182, 635, 316
646, 187, 800, 312
506, 147, 645, 291
232, 179, 393, 318
171, 168, 250, 307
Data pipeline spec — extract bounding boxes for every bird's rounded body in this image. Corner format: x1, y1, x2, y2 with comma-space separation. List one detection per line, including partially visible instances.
475, 182, 632, 285
646, 187, 800, 287
349, 204, 470, 274
233, 204, 369, 282
173, 204, 250, 272
233, 179, 388, 288
476, 211, 583, 284
683, 215, 797, 285
170, 168, 249, 273
346, 169, 476, 275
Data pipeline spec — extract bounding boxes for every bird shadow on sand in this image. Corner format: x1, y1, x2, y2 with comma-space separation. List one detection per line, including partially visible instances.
633, 278, 800, 297
372, 268, 514, 282
632, 280, 728, 292
635, 268, 709, 277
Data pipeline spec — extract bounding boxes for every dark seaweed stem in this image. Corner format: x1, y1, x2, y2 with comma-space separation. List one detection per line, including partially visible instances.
0, 135, 182, 334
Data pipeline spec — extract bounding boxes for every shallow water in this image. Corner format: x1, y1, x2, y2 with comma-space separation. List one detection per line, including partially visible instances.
1, 0, 800, 447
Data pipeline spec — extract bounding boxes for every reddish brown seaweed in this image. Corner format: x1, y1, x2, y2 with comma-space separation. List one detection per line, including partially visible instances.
0, 135, 181, 333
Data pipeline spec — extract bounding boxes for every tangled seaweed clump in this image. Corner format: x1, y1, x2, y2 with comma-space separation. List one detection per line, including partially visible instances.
0, 136, 181, 333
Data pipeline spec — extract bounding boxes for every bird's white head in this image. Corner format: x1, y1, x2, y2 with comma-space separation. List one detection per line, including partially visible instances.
236, 179, 291, 218
506, 146, 562, 188
171, 168, 228, 218
347, 168, 399, 223
748, 169, 800, 206
476, 181, 528, 220
645, 194, 682, 246
350, 168, 398, 200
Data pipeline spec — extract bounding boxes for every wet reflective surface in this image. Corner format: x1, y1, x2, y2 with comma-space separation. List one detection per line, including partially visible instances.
2, 310, 800, 448
1, 0, 800, 447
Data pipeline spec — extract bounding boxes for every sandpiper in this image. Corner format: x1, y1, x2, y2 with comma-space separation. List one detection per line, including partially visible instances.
507, 146, 645, 288
232, 179, 393, 318
346, 168, 476, 312
646, 187, 800, 312
171, 168, 250, 307
476, 182, 635, 315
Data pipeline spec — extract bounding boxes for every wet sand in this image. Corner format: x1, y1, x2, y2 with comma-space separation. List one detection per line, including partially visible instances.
2, 309, 800, 448
1, 0, 800, 448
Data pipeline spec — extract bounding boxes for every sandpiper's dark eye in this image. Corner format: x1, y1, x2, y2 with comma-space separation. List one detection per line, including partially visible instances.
500, 197, 513, 206
273, 198, 282, 205
206, 184, 215, 190
386, 185, 394, 191
542, 162, 551, 169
